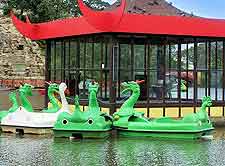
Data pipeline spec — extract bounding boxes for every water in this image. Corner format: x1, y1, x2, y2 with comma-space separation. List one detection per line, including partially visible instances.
0, 129, 225, 166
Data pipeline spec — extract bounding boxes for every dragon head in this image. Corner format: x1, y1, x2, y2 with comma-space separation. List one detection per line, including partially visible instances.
88, 82, 99, 93
202, 96, 212, 107
48, 83, 59, 94
121, 81, 140, 94
19, 83, 34, 96
55, 111, 112, 133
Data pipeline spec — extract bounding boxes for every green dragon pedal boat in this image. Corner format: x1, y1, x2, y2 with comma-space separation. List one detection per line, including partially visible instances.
0, 82, 71, 134
0, 91, 19, 122
113, 81, 214, 139
53, 82, 112, 139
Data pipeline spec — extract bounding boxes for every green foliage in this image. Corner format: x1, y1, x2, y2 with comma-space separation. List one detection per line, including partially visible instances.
3, 0, 110, 22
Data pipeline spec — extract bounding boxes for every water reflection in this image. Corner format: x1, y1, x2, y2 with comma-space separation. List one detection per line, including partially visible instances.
51, 138, 112, 166
0, 129, 224, 166
113, 138, 210, 166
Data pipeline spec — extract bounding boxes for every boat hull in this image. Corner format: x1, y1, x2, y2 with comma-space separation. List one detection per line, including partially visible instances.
116, 128, 214, 139
1, 125, 53, 135
0, 107, 63, 133
53, 129, 112, 139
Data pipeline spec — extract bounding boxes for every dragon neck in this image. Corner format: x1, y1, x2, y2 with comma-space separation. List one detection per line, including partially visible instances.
88, 91, 99, 108
196, 101, 210, 122
199, 102, 207, 113
59, 89, 69, 111
48, 91, 59, 109
72, 100, 82, 120
75, 104, 81, 112
121, 90, 140, 110
8, 92, 19, 113
19, 91, 33, 112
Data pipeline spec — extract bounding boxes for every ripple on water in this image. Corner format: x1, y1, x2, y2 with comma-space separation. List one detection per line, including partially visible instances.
0, 129, 225, 166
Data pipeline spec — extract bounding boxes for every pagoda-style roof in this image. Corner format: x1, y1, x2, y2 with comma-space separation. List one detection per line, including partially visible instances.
109, 0, 193, 16
12, 0, 225, 40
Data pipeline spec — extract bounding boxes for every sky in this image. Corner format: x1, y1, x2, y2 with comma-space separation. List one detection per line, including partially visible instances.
104, 0, 225, 19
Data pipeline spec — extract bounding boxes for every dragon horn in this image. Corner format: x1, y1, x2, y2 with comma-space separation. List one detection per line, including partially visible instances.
45, 81, 50, 85
136, 80, 145, 84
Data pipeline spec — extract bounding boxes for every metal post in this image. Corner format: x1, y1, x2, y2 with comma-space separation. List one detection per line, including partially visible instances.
223, 41, 225, 116
178, 42, 182, 117
45, 40, 51, 108
193, 40, 198, 113
208, 42, 211, 116
147, 42, 151, 117
109, 38, 117, 115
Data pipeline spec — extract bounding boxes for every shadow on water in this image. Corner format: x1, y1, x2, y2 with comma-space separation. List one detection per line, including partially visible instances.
0, 129, 225, 166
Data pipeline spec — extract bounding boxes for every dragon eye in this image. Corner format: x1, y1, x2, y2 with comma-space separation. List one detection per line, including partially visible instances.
62, 119, 68, 125
88, 118, 93, 125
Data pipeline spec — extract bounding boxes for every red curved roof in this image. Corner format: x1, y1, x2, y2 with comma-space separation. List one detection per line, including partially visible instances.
11, 0, 225, 40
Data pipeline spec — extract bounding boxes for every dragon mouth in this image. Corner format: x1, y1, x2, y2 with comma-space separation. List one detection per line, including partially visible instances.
121, 82, 131, 94
121, 82, 129, 87
121, 88, 130, 94
53, 88, 60, 93
28, 85, 34, 96
54, 90, 60, 94
208, 102, 212, 107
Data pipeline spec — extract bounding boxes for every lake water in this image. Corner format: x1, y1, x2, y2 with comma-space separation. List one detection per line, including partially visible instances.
0, 128, 225, 166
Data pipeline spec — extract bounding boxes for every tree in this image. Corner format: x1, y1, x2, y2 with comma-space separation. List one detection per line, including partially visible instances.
3, 0, 110, 23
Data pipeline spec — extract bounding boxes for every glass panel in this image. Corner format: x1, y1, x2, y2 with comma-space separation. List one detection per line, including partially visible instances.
149, 71, 160, 98
210, 42, 216, 100
120, 44, 131, 81
217, 71, 223, 100
134, 44, 146, 100
70, 41, 77, 69
210, 71, 216, 100
179, 44, 187, 99
50, 41, 55, 71
217, 42, 223, 70
197, 43, 206, 70
197, 71, 207, 99
186, 43, 194, 100
104, 72, 109, 99
50, 41, 55, 81
170, 44, 178, 99
79, 41, 86, 69
195, 42, 207, 101
134, 45, 145, 70
216, 42, 223, 100
64, 41, 70, 85
55, 41, 62, 81
65, 41, 70, 70
149, 45, 157, 70
149, 45, 161, 99
210, 42, 216, 70
94, 43, 101, 68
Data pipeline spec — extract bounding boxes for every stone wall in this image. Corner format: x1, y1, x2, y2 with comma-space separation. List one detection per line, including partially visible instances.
0, 11, 45, 87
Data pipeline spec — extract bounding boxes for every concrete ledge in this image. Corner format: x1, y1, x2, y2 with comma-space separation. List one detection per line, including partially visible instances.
1, 126, 53, 135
